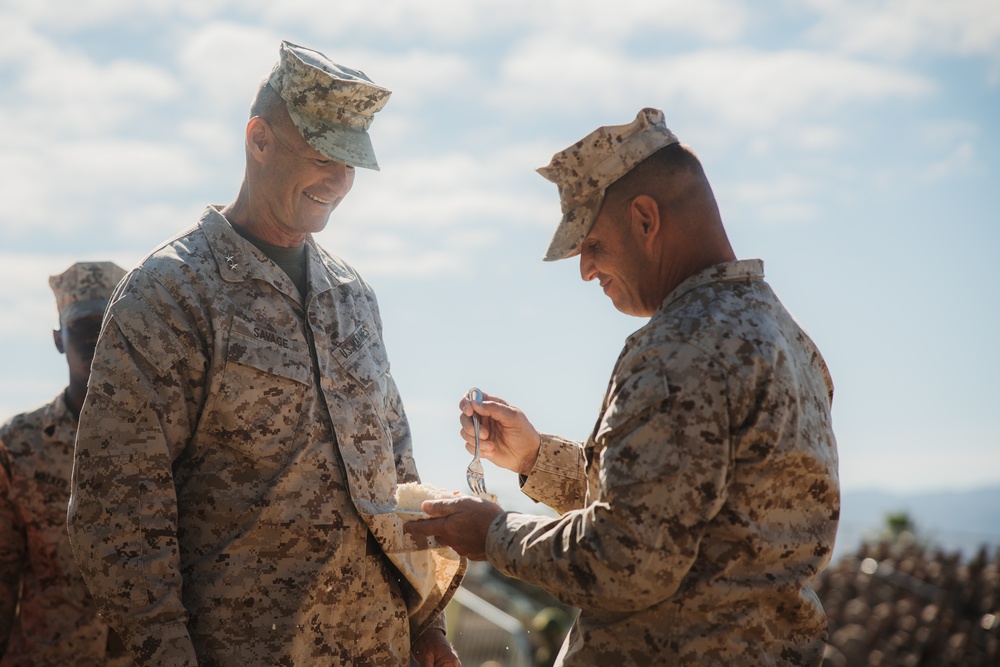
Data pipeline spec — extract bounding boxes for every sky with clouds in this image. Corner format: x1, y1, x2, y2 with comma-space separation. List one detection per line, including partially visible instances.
1, 0, 998, 516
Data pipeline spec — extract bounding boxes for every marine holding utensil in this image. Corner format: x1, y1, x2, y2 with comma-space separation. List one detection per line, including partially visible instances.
406, 109, 840, 666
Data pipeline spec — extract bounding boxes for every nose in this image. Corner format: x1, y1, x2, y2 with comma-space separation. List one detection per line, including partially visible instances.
579, 247, 597, 282
325, 162, 356, 198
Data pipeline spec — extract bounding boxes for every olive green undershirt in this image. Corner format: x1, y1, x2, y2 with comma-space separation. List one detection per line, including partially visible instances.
232, 225, 308, 297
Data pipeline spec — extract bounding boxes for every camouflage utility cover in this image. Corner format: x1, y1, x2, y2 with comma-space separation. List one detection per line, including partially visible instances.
0, 394, 132, 666
487, 260, 840, 666
48, 261, 126, 326
68, 207, 464, 666
268, 41, 391, 171
537, 108, 679, 262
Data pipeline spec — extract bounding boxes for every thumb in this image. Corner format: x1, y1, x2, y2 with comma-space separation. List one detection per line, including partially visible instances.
421, 498, 460, 517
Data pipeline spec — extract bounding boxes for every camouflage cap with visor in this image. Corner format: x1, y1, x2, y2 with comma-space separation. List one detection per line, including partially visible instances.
537, 108, 680, 261
268, 41, 392, 171
49, 261, 127, 326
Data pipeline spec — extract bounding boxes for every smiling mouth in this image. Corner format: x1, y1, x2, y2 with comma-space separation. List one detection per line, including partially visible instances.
304, 191, 331, 205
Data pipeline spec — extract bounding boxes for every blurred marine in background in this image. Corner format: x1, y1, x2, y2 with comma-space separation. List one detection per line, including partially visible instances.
0, 261, 131, 667
407, 108, 840, 666
67, 42, 464, 666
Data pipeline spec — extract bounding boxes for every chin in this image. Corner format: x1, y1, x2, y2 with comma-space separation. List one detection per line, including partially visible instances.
299, 216, 333, 234
612, 302, 647, 318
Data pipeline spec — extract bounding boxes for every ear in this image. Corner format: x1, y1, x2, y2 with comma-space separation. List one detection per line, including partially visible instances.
246, 116, 271, 163
53, 328, 66, 355
628, 194, 661, 251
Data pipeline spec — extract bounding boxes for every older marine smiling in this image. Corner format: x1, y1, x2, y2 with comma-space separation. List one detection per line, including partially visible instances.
304, 190, 332, 205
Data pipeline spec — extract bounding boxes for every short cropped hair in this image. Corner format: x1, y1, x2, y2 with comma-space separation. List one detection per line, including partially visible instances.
249, 79, 289, 125
602, 143, 711, 217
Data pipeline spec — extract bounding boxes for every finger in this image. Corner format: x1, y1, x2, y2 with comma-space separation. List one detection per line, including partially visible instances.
421, 498, 462, 517
402, 515, 448, 538
402, 518, 433, 537
469, 398, 517, 426
465, 440, 497, 458
460, 392, 507, 418
458, 412, 474, 434
460, 417, 491, 443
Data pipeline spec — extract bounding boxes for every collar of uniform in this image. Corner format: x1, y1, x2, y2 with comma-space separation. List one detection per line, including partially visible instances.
41, 390, 79, 446
306, 243, 357, 294
199, 206, 356, 293
200, 206, 258, 284
658, 258, 765, 313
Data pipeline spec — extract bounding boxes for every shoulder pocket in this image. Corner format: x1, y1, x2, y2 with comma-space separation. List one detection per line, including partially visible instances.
111, 292, 186, 376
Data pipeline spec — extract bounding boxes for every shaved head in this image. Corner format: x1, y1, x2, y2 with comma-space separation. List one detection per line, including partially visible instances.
601, 143, 719, 228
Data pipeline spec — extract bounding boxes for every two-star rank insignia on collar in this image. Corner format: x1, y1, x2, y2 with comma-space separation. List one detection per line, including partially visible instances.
224, 254, 239, 270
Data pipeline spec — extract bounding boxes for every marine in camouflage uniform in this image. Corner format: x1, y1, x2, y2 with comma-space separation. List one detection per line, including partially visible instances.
67, 43, 464, 667
407, 109, 840, 666
0, 261, 132, 667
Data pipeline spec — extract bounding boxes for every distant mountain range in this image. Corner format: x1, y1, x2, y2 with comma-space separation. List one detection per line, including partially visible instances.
833, 485, 1000, 563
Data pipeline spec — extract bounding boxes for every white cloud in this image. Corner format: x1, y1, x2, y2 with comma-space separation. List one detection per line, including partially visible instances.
178, 119, 244, 161
0, 14, 50, 63
262, 0, 750, 45
656, 49, 933, 128
261, 0, 485, 43
347, 249, 465, 279
722, 172, 824, 225
920, 141, 978, 183
173, 27, 482, 128
514, 0, 751, 43
344, 50, 481, 112
20, 58, 176, 108
789, 125, 846, 151
356, 157, 542, 229
916, 118, 981, 146
0, 0, 245, 30
0, 25, 179, 138
0, 138, 207, 234
104, 202, 209, 251
0, 252, 134, 336
490, 42, 933, 135
315, 147, 551, 278
804, 0, 1000, 67
176, 21, 285, 112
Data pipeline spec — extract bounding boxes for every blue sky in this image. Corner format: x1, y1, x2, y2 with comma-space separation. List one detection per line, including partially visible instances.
1, 0, 998, 514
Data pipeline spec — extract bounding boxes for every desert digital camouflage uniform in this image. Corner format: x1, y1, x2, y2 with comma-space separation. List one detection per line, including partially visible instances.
0, 394, 131, 667
68, 207, 464, 666
486, 260, 840, 666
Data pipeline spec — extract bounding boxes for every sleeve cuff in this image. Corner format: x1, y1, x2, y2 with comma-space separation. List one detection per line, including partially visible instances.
519, 433, 587, 512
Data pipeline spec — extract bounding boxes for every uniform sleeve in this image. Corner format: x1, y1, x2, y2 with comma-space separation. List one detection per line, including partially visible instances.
518, 434, 588, 514
0, 439, 25, 652
68, 271, 206, 666
485, 342, 732, 613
